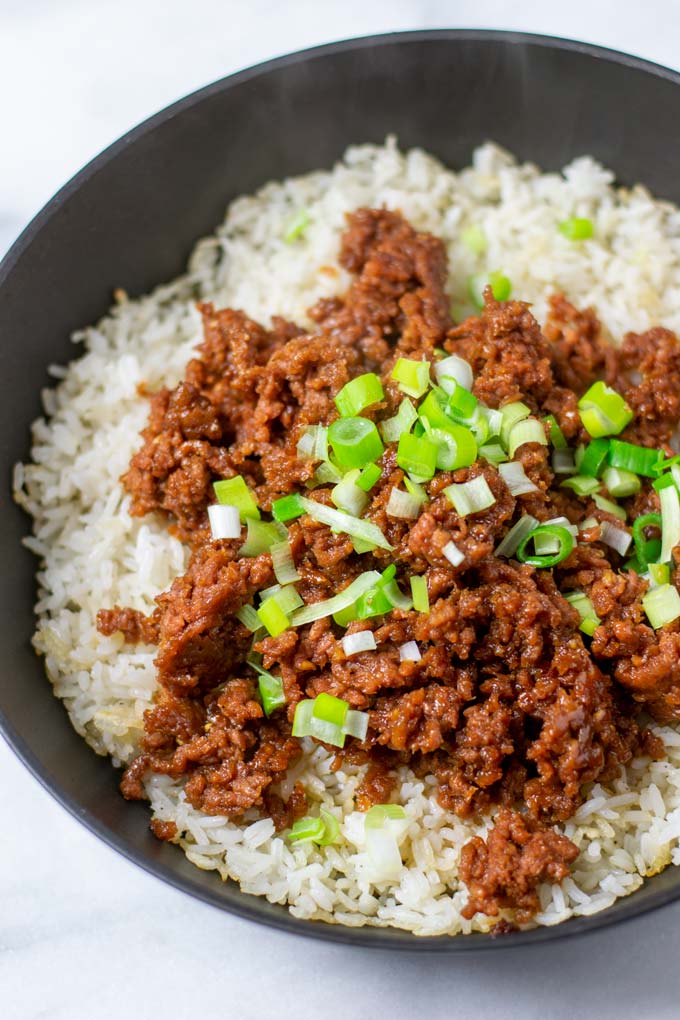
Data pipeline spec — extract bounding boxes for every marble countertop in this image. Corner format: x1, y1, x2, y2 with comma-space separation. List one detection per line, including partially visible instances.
3, 2, 680, 1017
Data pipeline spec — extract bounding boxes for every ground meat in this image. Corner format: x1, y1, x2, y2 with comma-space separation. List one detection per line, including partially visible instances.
459, 808, 579, 923
150, 818, 178, 841
102, 207, 680, 925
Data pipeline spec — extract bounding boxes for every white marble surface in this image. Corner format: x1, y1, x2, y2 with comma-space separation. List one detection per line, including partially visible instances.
4, 2, 680, 1017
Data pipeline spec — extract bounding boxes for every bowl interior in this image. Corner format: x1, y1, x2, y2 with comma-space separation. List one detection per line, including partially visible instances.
3, 30, 680, 950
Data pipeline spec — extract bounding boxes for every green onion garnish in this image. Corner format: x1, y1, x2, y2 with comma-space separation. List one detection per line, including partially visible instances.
291, 693, 368, 747
291, 570, 382, 626
270, 539, 300, 585
579, 438, 610, 478
328, 416, 384, 469
500, 402, 531, 447
642, 583, 680, 630
435, 355, 473, 393
386, 487, 422, 520
461, 224, 487, 253
602, 466, 641, 498
288, 816, 325, 843
297, 424, 329, 464
564, 590, 600, 635
380, 398, 418, 443
248, 660, 286, 716
391, 358, 431, 399
507, 418, 548, 458
559, 475, 601, 496
632, 513, 662, 568
648, 562, 671, 587
447, 382, 478, 420
468, 270, 512, 308
479, 443, 508, 465
593, 493, 627, 521
272, 492, 306, 522
577, 381, 633, 438
410, 575, 429, 613
332, 469, 370, 516
425, 423, 477, 471
444, 475, 496, 517
397, 432, 438, 480
213, 475, 260, 521
297, 497, 391, 552
356, 462, 382, 492
235, 604, 262, 632
558, 217, 594, 241
607, 439, 664, 478
284, 209, 311, 243
239, 518, 287, 557
516, 524, 575, 567
498, 461, 538, 496
657, 477, 680, 565
257, 596, 291, 637
544, 415, 568, 449
334, 373, 384, 417
495, 515, 538, 557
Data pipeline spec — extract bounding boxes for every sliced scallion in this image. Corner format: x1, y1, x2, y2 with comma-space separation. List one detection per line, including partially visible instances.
607, 439, 664, 478
207, 503, 241, 540
559, 475, 601, 496
516, 524, 575, 567
272, 492, 306, 522
334, 373, 384, 417
579, 438, 610, 478
602, 466, 641, 498
328, 417, 384, 470
495, 515, 538, 557
544, 415, 568, 449
442, 540, 464, 567
410, 575, 429, 613
444, 475, 496, 517
213, 475, 260, 521
558, 217, 594, 241
386, 486, 422, 520
291, 570, 382, 626
341, 631, 377, 657
498, 461, 539, 496
434, 355, 473, 393
332, 469, 369, 516
270, 539, 300, 585
593, 493, 627, 521
356, 462, 382, 492
643, 583, 680, 630
507, 418, 548, 458
397, 432, 438, 479
391, 358, 431, 399
235, 604, 261, 632
239, 519, 287, 557
379, 398, 418, 443
578, 381, 633, 438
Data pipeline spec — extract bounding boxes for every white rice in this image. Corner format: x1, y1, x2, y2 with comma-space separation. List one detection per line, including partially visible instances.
15, 139, 680, 935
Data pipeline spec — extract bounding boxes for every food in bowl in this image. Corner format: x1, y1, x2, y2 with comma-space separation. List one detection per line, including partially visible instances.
16, 140, 680, 936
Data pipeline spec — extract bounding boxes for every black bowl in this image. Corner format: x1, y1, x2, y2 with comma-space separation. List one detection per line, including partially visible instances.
3, 29, 680, 951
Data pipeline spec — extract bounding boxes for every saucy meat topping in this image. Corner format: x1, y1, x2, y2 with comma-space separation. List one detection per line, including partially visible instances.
100, 208, 680, 923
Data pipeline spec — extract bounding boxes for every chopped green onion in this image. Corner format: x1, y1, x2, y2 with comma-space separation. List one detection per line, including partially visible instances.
357, 585, 393, 619
579, 439, 610, 478
558, 217, 594, 241
418, 388, 453, 431
495, 515, 538, 557
332, 469, 369, 516
607, 439, 664, 478
643, 583, 680, 629
410, 575, 429, 613
516, 524, 575, 567
404, 476, 428, 503
447, 382, 478, 420
289, 816, 326, 843
507, 418, 548, 457
559, 475, 601, 496
461, 224, 487, 253
578, 381, 633, 438
318, 808, 341, 845
391, 358, 431, 399
397, 432, 438, 479
444, 475, 496, 517
386, 487, 422, 520
291, 570, 382, 626
552, 449, 576, 474
425, 423, 478, 471
270, 540, 300, 585
648, 562, 671, 587
658, 479, 680, 565
235, 604, 261, 632
296, 424, 329, 464
253, 666, 286, 717
468, 270, 512, 309
268, 584, 303, 616
399, 640, 421, 662
207, 504, 241, 540
284, 209, 311, 243
292, 693, 368, 748
341, 631, 377, 656
314, 692, 348, 728
357, 463, 382, 492
343, 710, 369, 741
239, 519, 287, 557
442, 540, 464, 567
365, 804, 407, 828
213, 476, 260, 521
593, 493, 627, 521
602, 466, 641, 498
328, 416, 384, 469
272, 492, 306, 522
564, 591, 600, 635
480, 443, 508, 465
500, 402, 531, 447
381, 578, 413, 611
257, 596, 290, 637
310, 461, 343, 487
335, 373, 384, 417
296, 498, 392, 551
599, 520, 632, 555
379, 399, 418, 443
498, 461, 539, 496
632, 513, 662, 567
544, 415, 568, 449
434, 355, 473, 393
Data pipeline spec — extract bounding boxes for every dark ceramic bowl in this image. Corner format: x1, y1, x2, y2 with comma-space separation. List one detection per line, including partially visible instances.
3, 30, 680, 951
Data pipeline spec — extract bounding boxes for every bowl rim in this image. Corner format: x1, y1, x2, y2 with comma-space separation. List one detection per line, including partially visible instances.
3, 27, 680, 952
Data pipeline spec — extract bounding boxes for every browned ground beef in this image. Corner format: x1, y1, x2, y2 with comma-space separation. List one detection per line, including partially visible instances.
99, 207, 680, 924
